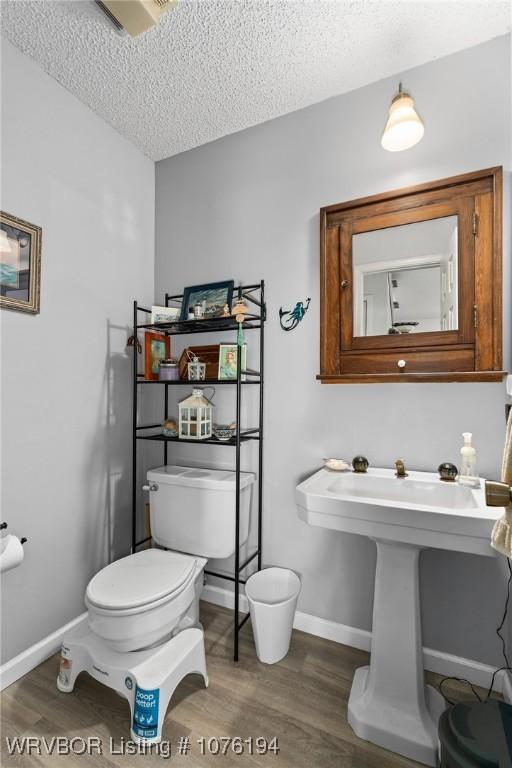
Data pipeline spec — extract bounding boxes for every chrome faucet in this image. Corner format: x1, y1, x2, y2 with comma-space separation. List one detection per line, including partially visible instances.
395, 459, 408, 478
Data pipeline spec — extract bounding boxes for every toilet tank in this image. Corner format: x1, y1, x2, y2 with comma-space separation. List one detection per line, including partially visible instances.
146, 465, 255, 558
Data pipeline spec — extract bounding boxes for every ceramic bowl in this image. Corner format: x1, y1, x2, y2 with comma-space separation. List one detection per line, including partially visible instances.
213, 424, 236, 441
162, 419, 179, 438
324, 457, 350, 472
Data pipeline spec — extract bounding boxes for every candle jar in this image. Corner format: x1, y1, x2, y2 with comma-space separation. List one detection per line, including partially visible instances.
159, 359, 179, 381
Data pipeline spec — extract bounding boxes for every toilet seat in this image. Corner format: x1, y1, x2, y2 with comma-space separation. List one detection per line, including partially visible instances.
85, 548, 207, 652
86, 549, 197, 613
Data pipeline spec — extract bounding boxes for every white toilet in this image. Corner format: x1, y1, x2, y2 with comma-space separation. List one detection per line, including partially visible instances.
86, 464, 255, 651
57, 465, 255, 743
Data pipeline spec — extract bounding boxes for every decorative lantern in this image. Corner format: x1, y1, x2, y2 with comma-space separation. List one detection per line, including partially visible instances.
178, 388, 214, 440
187, 354, 206, 381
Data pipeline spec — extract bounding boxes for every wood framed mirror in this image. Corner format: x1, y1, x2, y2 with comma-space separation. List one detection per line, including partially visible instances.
318, 167, 503, 383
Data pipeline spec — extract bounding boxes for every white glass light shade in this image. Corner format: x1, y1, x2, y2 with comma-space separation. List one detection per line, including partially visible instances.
381, 91, 424, 152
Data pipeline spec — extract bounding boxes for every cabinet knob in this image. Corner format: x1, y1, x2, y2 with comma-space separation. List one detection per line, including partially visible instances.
397, 359, 406, 369
341, 280, 349, 288
142, 483, 159, 492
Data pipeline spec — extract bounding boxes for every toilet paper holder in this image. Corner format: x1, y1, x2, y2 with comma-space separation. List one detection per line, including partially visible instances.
1, 522, 27, 545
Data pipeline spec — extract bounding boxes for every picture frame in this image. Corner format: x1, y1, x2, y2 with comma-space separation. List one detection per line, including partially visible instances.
218, 344, 247, 381
151, 305, 181, 324
180, 280, 234, 321
144, 331, 171, 380
0, 211, 42, 314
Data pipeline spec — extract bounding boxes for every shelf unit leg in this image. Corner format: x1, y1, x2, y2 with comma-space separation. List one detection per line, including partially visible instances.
258, 280, 264, 571
164, 385, 168, 466
164, 292, 169, 467
132, 300, 138, 554
234, 286, 242, 663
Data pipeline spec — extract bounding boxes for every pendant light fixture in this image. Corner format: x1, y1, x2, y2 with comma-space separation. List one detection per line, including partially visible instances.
381, 83, 424, 152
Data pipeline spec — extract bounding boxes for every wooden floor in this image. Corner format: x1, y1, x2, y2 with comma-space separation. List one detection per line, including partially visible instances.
0, 602, 490, 768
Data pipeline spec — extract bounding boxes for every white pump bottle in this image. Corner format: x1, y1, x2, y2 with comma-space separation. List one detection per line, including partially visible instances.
458, 432, 480, 488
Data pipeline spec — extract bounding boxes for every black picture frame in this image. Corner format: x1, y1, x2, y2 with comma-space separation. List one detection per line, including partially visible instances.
180, 280, 235, 321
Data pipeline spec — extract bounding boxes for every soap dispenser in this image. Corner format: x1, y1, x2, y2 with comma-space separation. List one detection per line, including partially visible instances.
458, 432, 480, 488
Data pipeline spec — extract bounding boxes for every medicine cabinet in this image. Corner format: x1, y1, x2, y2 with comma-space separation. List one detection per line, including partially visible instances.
319, 167, 503, 383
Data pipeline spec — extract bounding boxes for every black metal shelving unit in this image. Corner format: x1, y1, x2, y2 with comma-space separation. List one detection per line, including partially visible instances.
131, 281, 265, 662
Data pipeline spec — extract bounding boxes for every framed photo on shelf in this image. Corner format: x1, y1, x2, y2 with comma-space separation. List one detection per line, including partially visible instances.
218, 344, 247, 381
151, 305, 181, 325
180, 280, 234, 321
0, 211, 42, 314
144, 331, 170, 380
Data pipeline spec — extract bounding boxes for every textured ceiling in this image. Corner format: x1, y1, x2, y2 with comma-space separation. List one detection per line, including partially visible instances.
1, 0, 510, 161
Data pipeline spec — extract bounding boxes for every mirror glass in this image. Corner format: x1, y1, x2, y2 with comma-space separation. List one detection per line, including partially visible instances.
352, 216, 458, 337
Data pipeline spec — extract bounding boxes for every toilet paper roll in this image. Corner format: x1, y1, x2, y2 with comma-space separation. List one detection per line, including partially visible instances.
0, 534, 24, 573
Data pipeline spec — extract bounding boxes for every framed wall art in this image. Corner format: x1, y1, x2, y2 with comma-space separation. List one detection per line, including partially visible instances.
0, 211, 42, 314
144, 331, 171, 380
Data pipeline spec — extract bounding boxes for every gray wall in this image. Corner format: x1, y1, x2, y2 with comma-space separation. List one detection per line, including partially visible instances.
155, 36, 511, 666
0, 40, 155, 663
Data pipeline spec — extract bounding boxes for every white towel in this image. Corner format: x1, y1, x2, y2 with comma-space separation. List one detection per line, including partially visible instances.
491, 408, 512, 557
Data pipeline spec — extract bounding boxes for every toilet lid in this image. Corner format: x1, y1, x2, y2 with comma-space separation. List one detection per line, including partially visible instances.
86, 549, 197, 610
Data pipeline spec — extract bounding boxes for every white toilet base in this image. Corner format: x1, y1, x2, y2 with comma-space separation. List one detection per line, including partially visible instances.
57, 626, 208, 743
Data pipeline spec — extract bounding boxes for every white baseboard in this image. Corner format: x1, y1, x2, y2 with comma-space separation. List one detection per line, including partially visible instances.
0, 612, 88, 692
203, 584, 250, 613
421, 646, 504, 694
201, 584, 503, 695
203, 585, 373, 651
1, 590, 504, 697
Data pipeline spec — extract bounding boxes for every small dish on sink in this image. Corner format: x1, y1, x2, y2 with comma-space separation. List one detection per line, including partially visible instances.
323, 457, 350, 472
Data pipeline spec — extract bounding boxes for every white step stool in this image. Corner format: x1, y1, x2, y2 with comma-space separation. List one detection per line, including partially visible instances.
57, 626, 208, 743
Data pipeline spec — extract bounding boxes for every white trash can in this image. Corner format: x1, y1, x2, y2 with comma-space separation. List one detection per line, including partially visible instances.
245, 567, 301, 664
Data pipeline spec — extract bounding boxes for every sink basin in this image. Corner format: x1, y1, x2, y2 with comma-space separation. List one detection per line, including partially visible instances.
296, 467, 499, 556
327, 472, 477, 507
295, 467, 502, 766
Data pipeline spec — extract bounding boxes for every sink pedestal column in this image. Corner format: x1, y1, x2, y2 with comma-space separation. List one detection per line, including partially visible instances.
348, 539, 445, 766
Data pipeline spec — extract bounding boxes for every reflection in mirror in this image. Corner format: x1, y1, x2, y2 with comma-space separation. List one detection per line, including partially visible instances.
353, 216, 458, 337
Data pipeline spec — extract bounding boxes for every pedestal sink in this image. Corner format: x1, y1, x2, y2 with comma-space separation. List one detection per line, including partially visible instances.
295, 468, 501, 766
